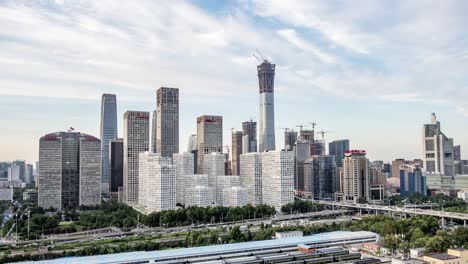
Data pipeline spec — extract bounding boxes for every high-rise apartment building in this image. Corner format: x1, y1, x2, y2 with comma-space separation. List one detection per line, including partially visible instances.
231, 131, 243, 176
258, 60, 276, 152
223, 187, 248, 207
261, 151, 294, 210
138, 152, 175, 213
203, 152, 225, 193
151, 110, 157, 153
156, 87, 179, 158
38, 132, 101, 210
216, 175, 240, 206
284, 130, 298, 151
11, 160, 26, 182
400, 164, 426, 197
339, 150, 370, 203
240, 152, 262, 205
197, 115, 223, 174
123, 111, 150, 205
185, 174, 215, 208
173, 152, 194, 205
329, 139, 350, 167
242, 120, 257, 153
109, 139, 123, 196
423, 113, 455, 177
7, 164, 20, 181
100, 94, 118, 193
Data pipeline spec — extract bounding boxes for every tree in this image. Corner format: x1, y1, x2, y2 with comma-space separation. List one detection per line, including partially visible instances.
426, 236, 450, 252
382, 235, 399, 255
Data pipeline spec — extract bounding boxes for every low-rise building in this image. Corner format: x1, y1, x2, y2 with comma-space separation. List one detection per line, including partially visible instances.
23, 189, 38, 203
275, 231, 303, 239
424, 253, 460, 264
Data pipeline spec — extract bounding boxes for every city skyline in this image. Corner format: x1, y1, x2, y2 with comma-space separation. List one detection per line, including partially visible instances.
1, 0, 468, 164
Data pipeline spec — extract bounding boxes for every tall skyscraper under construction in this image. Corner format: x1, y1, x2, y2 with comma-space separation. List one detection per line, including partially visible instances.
257, 59, 276, 152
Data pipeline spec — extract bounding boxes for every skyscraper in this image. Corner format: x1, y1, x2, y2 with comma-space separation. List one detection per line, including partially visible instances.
173, 152, 194, 205
258, 60, 276, 152
26, 164, 33, 184
11, 160, 26, 182
203, 152, 225, 193
423, 113, 455, 177
100, 94, 118, 194
303, 155, 337, 200
151, 110, 157, 153
231, 131, 243, 176
242, 120, 257, 153
138, 152, 175, 213
295, 139, 310, 191
240, 152, 262, 205
109, 139, 123, 197
328, 139, 350, 167
196, 115, 223, 174
38, 132, 101, 210
185, 174, 215, 208
400, 164, 426, 197
123, 111, 150, 205
156, 87, 179, 158
339, 150, 370, 203
261, 151, 294, 210
187, 134, 198, 174
284, 130, 298, 151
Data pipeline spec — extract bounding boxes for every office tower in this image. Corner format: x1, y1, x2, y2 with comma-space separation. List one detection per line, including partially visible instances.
242, 120, 257, 153
340, 150, 370, 202
7, 165, 20, 181
187, 134, 198, 173
197, 115, 223, 174
303, 155, 337, 200
138, 152, 175, 213
109, 139, 123, 196
310, 141, 325, 156
185, 175, 215, 208
203, 152, 225, 193
284, 130, 298, 151
258, 60, 276, 152
11, 160, 26, 182
100, 94, 118, 193
232, 131, 243, 175
151, 110, 157, 153
261, 151, 294, 210
38, 132, 101, 211
383, 163, 391, 174
0, 162, 9, 181
391, 159, 408, 179
26, 164, 33, 184
216, 175, 240, 205
454, 145, 461, 161
223, 187, 248, 207
423, 113, 455, 177
173, 152, 194, 205
240, 152, 262, 205
329, 139, 350, 167
156, 87, 179, 158
370, 167, 387, 186
123, 111, 150, 205
79, 136, 102, 206
400, 164, 426, 196
295, 140, 310, 191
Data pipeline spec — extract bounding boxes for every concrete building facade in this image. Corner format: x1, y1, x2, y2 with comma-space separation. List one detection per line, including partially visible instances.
261, 151, 294, 210
231, 131, 243, 176
197, 115, 223, 174
240, 152, 262, 205
123, 111, 150, 205
173, 152, 194, 205
339, 150, 370, 202
242, 120, 257, 153
156, 87, 179, 158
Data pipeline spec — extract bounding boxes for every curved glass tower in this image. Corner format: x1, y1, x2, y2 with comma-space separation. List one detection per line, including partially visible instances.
257, 60, 276, 152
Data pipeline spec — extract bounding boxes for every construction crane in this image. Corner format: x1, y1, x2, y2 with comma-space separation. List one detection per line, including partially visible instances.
252, 49, 270, 63
317, 130, 334, 140
280, 127, 291, 133
307, 122, 316, 131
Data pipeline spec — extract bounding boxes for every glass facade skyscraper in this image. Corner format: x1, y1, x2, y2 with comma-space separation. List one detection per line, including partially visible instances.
100, 94, 117, 193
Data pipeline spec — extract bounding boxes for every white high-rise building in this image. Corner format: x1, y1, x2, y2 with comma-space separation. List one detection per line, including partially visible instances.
173, 153, 194, 205
240, 153, 262, 205
223, 186, 248, 207
261, 151, 294, 210
123, 111, 150, 205
258, 60, 276, 152
79, 137, 102, 207
197, 115, 223, 174
340, 150, 370, 202
185, 174, 214, 207
216, 175, 240, 206
204, 152, 225, 192
138, 152, 175, 213
423, 113, 455, 177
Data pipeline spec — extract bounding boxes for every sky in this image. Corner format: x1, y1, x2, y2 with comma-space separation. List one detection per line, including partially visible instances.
0, 0, 468, 165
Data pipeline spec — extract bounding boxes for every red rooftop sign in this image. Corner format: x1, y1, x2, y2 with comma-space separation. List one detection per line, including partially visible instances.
345, 150, 366, 154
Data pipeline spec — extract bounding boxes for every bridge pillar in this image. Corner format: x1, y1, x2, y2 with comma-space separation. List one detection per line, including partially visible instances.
464, 220, 466, 227
441, 217, 446, 228
359, 208, 362, 215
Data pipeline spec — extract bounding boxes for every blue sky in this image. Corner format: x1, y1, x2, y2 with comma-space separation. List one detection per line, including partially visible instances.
0, 0, 468, 164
